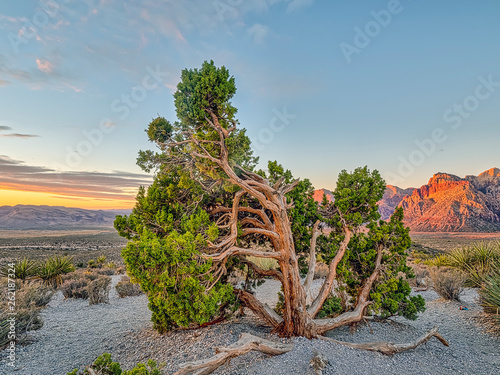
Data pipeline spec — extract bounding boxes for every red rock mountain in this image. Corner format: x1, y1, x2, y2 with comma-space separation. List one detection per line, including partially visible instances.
314, 168, 500, 232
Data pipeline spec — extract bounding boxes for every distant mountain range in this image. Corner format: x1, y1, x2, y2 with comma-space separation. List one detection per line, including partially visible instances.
314, 168, 500, 232
0, 205, 131, 230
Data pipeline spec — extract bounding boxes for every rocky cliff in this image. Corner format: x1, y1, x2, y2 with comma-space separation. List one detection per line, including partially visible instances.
314, 168, 500, 232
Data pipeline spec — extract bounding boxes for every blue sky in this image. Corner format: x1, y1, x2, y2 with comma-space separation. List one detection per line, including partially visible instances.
0, 0, 499, 208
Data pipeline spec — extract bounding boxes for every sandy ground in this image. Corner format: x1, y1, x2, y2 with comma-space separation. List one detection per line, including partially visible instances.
1, 279, 499, 375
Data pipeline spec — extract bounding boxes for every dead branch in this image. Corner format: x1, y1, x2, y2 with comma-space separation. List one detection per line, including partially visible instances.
308, 217, 352, 317
313, 244, 384, 334
174, 333, 292, 375
203, 246, 282, 262
318, 326, 449, 356
235, 289, 284, 328
303, 220, 321, 295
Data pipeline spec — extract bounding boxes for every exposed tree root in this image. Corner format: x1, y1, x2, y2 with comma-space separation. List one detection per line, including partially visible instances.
174, 333, 293, 375
317, 326, 449, 356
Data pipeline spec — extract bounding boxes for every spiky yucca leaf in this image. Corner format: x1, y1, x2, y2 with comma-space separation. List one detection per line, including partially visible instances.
36, 255, 75, 287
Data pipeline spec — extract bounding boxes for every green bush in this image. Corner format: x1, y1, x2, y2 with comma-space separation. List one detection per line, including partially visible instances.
121, 212, 235, 333
67, 353, 164, 375
316, 294, 342, 319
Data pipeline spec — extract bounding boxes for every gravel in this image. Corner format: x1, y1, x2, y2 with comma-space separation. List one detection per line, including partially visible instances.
1, 279, 499, 375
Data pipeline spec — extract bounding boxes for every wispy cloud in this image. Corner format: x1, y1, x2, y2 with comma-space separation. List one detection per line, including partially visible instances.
0, 126, 38, 138
247, 24, 269, 44
0, 156, 151, 202
36, 58, 55, 74
0, 79, 11, 86
0, 133, 39, 138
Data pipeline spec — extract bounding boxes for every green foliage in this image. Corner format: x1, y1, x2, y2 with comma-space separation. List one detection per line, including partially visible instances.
116, 61, 423, 335
36, 255, 75, 287
316, 295, 342, 319
121, 211, 235, 332
68, 352, 164, 375
321, 169, 425, 321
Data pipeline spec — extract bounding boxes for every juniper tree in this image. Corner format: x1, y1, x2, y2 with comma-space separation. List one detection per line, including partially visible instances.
115, 60, 424, 337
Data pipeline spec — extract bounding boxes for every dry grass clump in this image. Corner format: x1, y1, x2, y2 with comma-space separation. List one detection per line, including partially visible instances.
59, 270, 112, 305
430, 267, 466, 301
88, 276, 111, 305
314, 262, 329, 279
408, 263, 431, 289
115, 276, 143, 298
0, 281, 54, 347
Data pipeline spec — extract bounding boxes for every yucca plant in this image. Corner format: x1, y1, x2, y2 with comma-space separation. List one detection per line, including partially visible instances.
0, 258, 38, 281
479, 262, 500, 324
36, 255, 75, 288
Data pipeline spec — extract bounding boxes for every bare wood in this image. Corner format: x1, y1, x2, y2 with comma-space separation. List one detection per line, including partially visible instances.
317, 326, 449, 356
203, 247, 282, 262
174, 333, 292, 375
303, 220, 321, 295
235, 289, 283, 328
314, 244, 383, 334
308, 218, 352, 317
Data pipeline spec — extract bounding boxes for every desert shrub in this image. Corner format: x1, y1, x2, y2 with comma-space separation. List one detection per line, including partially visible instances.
116, 266, 126, 275
115, 276, 143, 298
88, 276, 111, 305
97, 255, 107, 265
0, 258, 38, 281
97, 268, 116, 276
427, 242, 500, 285
106, 261, 117, 269
36, 255, 75, 287
430, 267, 465, 301
67, 352, 164, 375
60, 279, 89, 300
0, 281, 54, 347
409, 263, 431, 289
478, 262, 500, 326
87, 259, 97, 269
